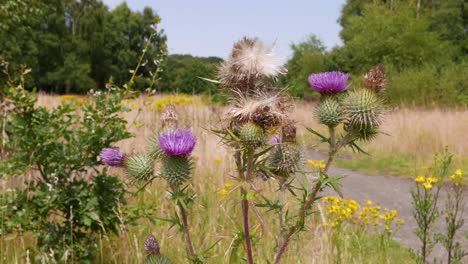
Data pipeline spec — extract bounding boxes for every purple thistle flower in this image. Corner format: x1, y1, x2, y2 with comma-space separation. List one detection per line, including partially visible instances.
308, 71, 349, 94
99, 148, 126, 167
270, 135, 281, 144
144, 234, 160, 255
158, 129, 196, 156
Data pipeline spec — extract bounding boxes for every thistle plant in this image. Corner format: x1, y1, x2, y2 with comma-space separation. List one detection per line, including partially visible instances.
100, 105, 200, 262
144, 235, 172, 264
214, 37, 292, 264
270, 65, 388, 264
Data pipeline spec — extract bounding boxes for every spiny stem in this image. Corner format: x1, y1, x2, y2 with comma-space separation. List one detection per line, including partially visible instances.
274, 126, 344, 264
177, 201, 197, 260
241, 189, 254, 264
241, 150, 255, 264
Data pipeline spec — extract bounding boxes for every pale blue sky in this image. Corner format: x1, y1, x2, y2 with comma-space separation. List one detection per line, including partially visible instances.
102, 0, 346, 61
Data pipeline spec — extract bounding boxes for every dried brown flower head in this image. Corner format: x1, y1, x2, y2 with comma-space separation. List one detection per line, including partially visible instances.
223, 91, 293, 130
362, 64, 386, 92
218, 37, 286, 95
281, 121, 297, 143
161, 104, 178, 129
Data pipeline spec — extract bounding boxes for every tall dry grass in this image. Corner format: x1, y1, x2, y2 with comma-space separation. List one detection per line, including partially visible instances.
4, 93, 463, 263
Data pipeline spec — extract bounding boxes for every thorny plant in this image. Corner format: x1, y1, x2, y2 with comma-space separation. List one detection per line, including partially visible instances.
211, 38, 389, 264
100, 105, 204, 263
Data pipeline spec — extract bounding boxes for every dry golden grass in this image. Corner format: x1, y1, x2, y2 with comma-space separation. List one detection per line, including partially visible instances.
4, 93, 463, 263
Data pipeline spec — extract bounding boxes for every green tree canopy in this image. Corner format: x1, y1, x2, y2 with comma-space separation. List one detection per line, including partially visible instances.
0, 0, 167, 93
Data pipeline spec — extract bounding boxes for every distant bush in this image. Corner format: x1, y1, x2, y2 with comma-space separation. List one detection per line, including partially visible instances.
386, 62, 468, 106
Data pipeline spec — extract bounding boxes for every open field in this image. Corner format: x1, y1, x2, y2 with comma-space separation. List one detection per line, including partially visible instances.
2, 94, 466, 263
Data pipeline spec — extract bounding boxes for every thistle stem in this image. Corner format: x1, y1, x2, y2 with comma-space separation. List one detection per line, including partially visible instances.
177, 201, 197, 260
241, 150, 255, 264
273, 126, 340, 264
241, 189, 254, 264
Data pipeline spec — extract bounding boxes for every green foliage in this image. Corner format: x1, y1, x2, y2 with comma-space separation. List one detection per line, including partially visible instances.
157, 54, 222, 95
0, 64, 135, 261
0, 0, 167, 93
339, 4, 451, 73
386, 62, 468, 106
281, 35, 331, 98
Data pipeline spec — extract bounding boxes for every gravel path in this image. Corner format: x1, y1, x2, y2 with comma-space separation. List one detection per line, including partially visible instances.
307, 150, 468, 263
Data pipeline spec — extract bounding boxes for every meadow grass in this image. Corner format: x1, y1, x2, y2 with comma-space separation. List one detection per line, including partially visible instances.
3, 94, 465, 263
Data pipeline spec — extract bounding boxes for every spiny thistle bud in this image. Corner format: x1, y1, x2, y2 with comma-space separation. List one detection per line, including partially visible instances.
125, 154, 154, 182
308, 71, 349, 94
99, 148, 126, 167
239, 122, 265, 149
315, 97, 343, 128
144, 235, 172, 264
268, 143, 302, 179
342, 89, 384, 129
158, 129, 196, 156
362, 64, 386, 93
145, 235, 160, 255
161, 156, 193, 185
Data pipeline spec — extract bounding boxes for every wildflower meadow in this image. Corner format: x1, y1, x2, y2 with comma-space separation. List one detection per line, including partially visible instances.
1, 0, 467, 263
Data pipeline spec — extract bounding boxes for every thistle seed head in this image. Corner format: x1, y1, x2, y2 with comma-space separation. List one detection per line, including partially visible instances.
161, 104, 178, 129
218, 37, 286, 94
281, 121, 297, 143
362, 64, 386, 92
223, 91, 293, 129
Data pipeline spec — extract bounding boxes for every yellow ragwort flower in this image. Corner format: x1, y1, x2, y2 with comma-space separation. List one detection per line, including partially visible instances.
217, 189, 229, 196
415, 174, 425, 183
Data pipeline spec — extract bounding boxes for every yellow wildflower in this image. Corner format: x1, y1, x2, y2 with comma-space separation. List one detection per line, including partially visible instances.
365, 200, 372, 206
224, 183, 233, 189
422, 181, 433, 190
307, 160, 326, 169
214, 157, 222, 164
415, 174, 425, 183
449, 169, 464, 185
217, 189, 229, 196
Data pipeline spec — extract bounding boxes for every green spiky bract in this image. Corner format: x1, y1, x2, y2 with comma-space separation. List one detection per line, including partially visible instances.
161, 155, 193, 186
144, 255, 172, 264
345, 124, 380, 142
147, 135, 164, 160
239, 122, 265, 149
125, 154, 154, 182
315, 97, 343, 127
268, 143, 302, 179
342, 89, 383, 129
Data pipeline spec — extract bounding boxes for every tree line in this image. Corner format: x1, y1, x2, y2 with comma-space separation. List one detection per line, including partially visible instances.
1, 0, 467, 105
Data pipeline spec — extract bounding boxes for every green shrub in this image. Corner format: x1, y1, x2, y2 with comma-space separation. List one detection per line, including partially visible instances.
386, 61, 468, 106
0, 64, 134, 261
